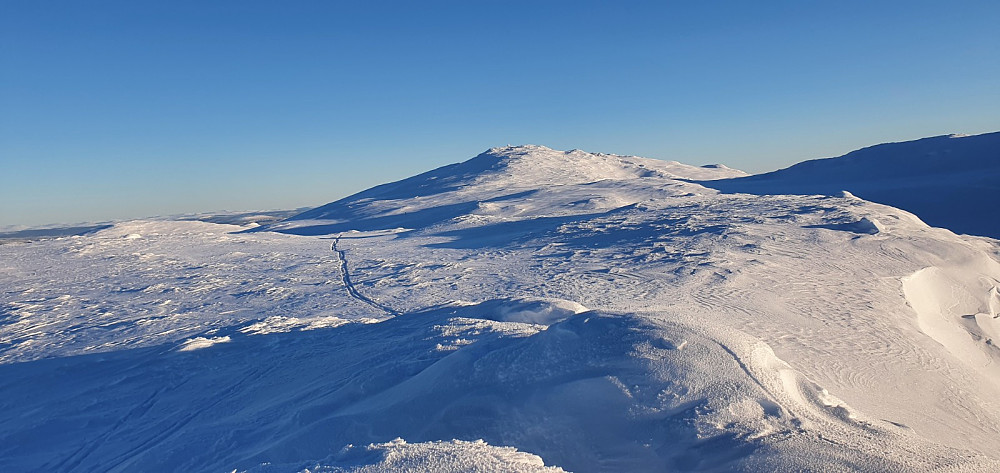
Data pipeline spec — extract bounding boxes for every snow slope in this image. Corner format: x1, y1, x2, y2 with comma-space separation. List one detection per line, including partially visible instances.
2, 143, 1000, 471
699, 132, 1000, 239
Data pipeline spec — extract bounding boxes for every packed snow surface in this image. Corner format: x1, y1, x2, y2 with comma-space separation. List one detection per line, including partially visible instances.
2, 143, 1000, 471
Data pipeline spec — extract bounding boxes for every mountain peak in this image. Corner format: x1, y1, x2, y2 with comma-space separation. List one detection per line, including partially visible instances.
471, 145, 629, 177
262, 145, 745, 234
465, 145, 733, 188
485, 144, 556, 154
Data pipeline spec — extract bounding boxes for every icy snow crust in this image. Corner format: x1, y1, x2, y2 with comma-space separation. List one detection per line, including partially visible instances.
2, 144, 1000, 471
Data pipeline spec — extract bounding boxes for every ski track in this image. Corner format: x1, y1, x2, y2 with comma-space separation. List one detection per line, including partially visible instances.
52, 387, 166, 472
332, 235, 401, 317
103, 365, 275, 472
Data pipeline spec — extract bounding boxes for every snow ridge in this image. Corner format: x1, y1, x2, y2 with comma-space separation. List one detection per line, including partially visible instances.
701, 131, 1000, 238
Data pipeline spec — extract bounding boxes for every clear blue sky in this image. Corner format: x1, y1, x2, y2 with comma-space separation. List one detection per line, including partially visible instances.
2, 0, 998, 226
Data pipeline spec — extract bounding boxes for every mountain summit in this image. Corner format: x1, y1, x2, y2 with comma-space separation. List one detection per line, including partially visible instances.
266, 145, 745, 235
461, 144, 746, 185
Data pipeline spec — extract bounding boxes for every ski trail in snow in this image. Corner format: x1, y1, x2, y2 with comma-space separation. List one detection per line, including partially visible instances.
332, 235, 401, 317
52, 387, 165, 471
99, 364, 280, 471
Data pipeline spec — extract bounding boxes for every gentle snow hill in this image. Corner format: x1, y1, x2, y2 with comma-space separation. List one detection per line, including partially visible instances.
257, 145, 747, 236
699, 132, 1000, 239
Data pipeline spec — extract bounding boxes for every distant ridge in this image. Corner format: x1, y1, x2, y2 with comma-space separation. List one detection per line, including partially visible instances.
700, 132, 1000, 239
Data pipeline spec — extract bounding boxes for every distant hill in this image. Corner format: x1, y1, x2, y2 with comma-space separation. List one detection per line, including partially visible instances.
259, 145, 745, 235
699, 132, 1000, 239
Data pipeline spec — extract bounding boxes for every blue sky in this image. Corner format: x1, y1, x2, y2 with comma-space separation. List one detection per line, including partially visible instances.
2, 0, 998, 226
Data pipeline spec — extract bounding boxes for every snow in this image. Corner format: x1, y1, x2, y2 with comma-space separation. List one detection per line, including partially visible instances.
261, 145, 747, 236
699, 131, 1000, 239
902, 255, 1000, 387
0, 219, 379, 364
239, 315, 360, 336
2, 140, 1000, 471
246, 438, 566, 473
178, 335, 231, 351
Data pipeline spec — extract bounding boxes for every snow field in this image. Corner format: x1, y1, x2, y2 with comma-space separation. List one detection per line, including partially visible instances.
2, 142, 1000, 471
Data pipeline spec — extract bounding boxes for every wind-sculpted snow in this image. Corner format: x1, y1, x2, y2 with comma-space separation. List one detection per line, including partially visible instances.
700, 132, 1000, 239
3, 143, 1000, 471
0, 220, 385, 364
902, 256, 1000, 388
3, 300, 990, 472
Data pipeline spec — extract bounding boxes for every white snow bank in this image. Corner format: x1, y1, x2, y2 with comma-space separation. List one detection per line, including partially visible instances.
902, 256, 1000, 387
239, 316, 360, 335
448, 297, 589, 325
178, 335, 231, 351
245, 438, 565, 473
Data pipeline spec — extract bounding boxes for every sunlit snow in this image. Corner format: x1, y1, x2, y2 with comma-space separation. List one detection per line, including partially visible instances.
2, 139, 999, 472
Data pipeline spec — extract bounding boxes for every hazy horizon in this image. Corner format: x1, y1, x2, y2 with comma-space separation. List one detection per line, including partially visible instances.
3, 1, 999, 226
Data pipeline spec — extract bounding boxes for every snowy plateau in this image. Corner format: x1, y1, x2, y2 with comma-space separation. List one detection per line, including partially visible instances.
2, 133, 1000, 472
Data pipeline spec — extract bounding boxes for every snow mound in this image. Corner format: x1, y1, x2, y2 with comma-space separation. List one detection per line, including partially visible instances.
239, 316, 355, 335
819, 216, 884, 235
853, 217, 885, 234
178, 335, 231, 351
902, 255, 1000, 388
247, 438, 565, 473
448, 298, 589, 325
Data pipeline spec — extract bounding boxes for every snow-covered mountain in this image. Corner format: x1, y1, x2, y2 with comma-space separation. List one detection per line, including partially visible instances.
700, 132, 1000, 239
262, 145, 746, 235
2, 140, 1000, 472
